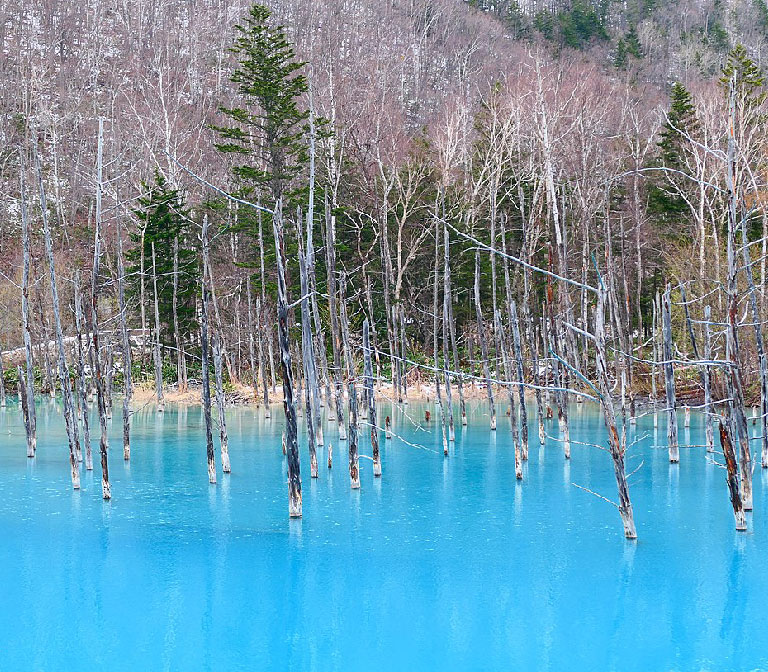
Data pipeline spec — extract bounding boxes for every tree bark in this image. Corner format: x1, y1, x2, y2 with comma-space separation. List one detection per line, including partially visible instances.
201, 215, 216, 485
474, 251, 496, 431
661, 284, 678, 463
273, 206, 302, 515
34, 138, 80, 489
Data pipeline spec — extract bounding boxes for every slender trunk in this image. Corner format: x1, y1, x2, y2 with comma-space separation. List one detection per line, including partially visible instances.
34, 139, 80, 488
326, 200, 346, 440
74, 273, 92, 470
256, 298, 270, 416
509, 301, 529, 460
173, 236, 186, 392
364, 319, 381, 476
89, 121, 110, 499
719, 421, 747, 530
274, 205, 302, 515
19, 157, 36, 457
704, 305, 714, 453
433, 218, 448, 456
444, 225, 466, 425
18, 366, 33, 454
595, 285, 637, 539
151, 242, 164, 412
118, 221, 132, 460
474, 251, 496, 430
725, 78, 752, 509
201, 215, 216, 484
498, 309, 522, 479
661, 284, 678, 463
212, 331, 231, 473
298, 223, 319, 477
339, 274, 360, 488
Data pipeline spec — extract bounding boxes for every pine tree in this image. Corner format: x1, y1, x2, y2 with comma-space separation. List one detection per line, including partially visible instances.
213, 3, 309, 205
127, 172, 199, 348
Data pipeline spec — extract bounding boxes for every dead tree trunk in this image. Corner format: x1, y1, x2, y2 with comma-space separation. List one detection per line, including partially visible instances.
340, 274, 360, 488
510, 301, 529, 461
18, 366, 33, 456
89, 120, 110, 499
151, 242, 165, 412
118, 221, 132, 460
173, 236, 187, 392
274, 206, 302, 515
442, 271, 455, 443
0, 345, 5, 408
595, 285, 637, 539
297, 226, 319, 478
433, 219, 449, 456
498, 310, 522, 480
201, 215, 216, 484
247, 279, 258, 400
326, 200, 347, 440
661, 284, 679, 463
34, 138, 80, 489
364, 319, 381, 477
719, 421, 747, 531
474, 251, 496, 431
725, 78, 753, 509
19, 161, 36, 458
739, 216, 768, 468
74, 273, 92, 470
703, 306, 714, 453
212, 330, 231, 473
256, 297, 270, 416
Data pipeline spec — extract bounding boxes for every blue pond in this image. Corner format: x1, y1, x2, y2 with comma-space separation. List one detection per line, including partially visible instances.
1, 396, 767, 671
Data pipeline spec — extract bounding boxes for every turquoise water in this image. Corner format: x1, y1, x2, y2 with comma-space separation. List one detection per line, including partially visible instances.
1, 396, 767, 671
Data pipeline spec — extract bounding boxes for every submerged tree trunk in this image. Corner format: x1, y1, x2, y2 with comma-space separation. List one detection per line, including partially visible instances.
703, 306, 714, 453
725, 79, 753, 510
364, 319, 381, 477
340, 274, 360, 488
118, 221, 132, 460
35, 139, 80, 489
661, 284, 678, 463
297, 225, 319, 478
326, 200, 347, 441
433, 219, 449, 456
89, 120, 110, 499
74, 273, 92, 470
498, 310, 522, 480
201, 215, 216, 485
212, 332, 231, 473
274, 206, 302, 516
719, 421, 747, 531
19, 162, 36, 458
474, 251, 496, 431
595, 286, 637, 540
18, 366, 33, 457
510, 301, 529, 461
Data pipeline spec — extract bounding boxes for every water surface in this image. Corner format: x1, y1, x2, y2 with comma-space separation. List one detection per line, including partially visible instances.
1, 397, 766, 671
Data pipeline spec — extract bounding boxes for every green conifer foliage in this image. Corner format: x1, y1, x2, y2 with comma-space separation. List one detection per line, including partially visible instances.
213, 4, 309, 204
127, 172, 199, 349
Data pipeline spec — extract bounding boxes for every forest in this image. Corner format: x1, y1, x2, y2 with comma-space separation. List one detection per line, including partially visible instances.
1, 0, 768, 530
4, 1, 768, 668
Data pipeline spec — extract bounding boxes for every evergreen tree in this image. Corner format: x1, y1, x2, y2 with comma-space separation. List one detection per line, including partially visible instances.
213, 3, 309, 205
127, 172, 199, 348
719, 44, 767, 112
647, 82, 699, 232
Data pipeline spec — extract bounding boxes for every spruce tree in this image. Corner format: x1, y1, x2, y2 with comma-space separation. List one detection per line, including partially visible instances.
647, 82, 698, 232
214, 3, 309, 205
